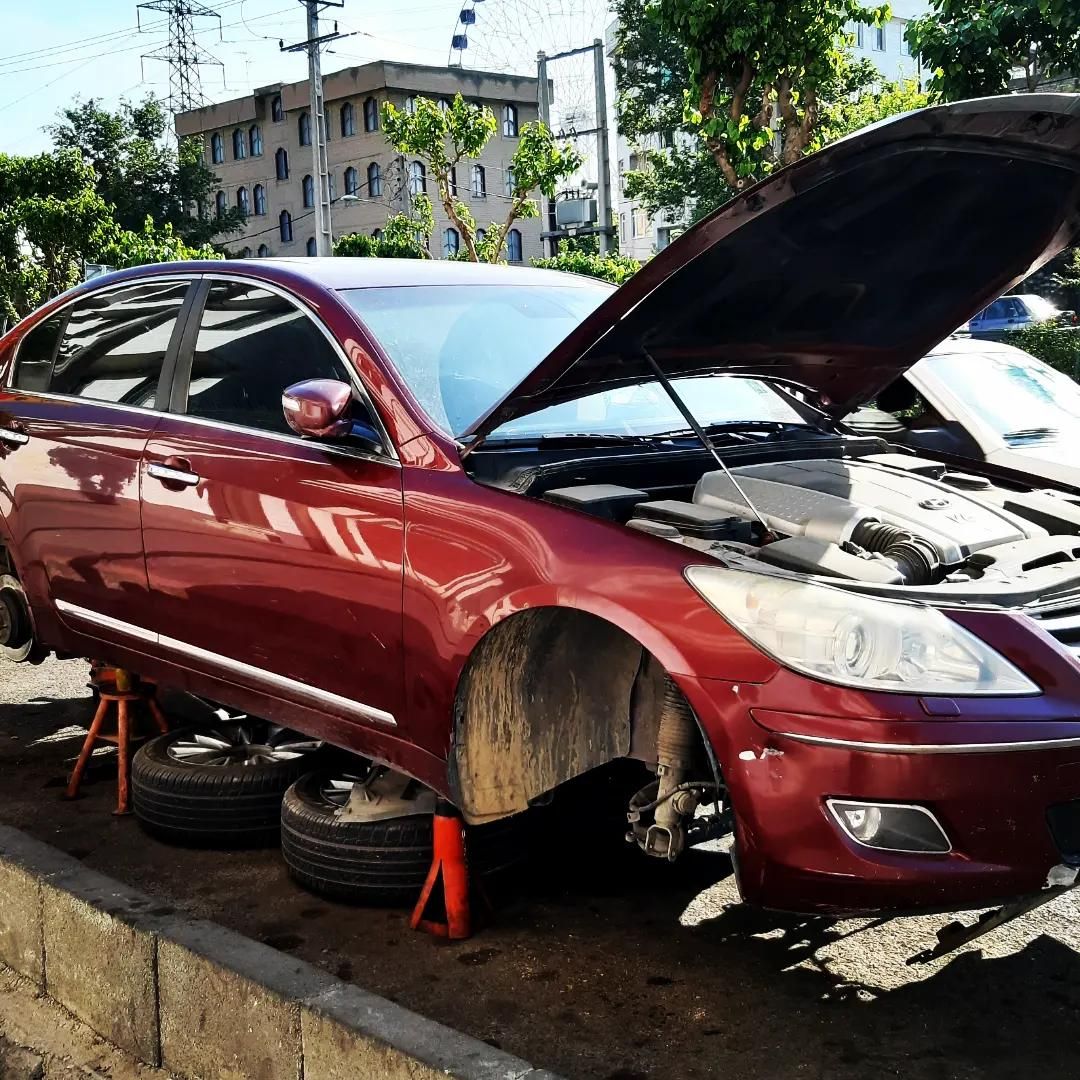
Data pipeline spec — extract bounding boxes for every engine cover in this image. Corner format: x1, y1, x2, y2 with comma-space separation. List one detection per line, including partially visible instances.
694, 456, 1043, 564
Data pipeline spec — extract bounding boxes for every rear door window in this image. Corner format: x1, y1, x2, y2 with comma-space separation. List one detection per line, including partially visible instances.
181, 281, 354, 437
13, 312, 66, 392
50, 281, 191, 407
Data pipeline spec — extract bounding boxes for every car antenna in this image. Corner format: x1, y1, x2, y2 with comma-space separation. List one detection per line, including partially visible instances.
641, 347, 774, 540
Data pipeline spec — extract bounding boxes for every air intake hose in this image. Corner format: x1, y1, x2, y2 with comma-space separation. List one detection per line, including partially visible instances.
849, 520, 940, 585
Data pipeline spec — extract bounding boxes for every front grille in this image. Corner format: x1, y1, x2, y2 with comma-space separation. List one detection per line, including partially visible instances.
1026, 600, 1080, 659
1047, 800, 1080, 859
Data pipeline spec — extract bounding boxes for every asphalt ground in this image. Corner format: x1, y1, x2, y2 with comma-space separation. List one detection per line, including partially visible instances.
2, 656, 1079, 1080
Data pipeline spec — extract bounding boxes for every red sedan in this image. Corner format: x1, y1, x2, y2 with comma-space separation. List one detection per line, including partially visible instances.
4, 95, 1080, 945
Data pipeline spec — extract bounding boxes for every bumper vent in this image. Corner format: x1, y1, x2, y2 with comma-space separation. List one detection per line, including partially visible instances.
1027, 600, 1080, 659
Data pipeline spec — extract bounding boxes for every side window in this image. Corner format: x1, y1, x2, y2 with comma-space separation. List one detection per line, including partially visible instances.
13, 312, 66, 392
184, 281, 359, 438
49, 281, 190, 406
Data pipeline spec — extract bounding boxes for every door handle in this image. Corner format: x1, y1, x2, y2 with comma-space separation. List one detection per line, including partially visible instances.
147, 460, 201, 489
0, 428, 29, 448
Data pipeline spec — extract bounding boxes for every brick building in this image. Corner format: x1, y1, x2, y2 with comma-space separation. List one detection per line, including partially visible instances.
175, 60, 543, 262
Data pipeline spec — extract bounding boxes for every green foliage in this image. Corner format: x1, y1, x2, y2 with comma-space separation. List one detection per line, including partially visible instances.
333, 231, 426, 259
817, 77, 933, 145
907, 1, 1080, 99
0, 150, 110, 324
531, 251, 641, 284
1006, 325, 1080, 379
380, 193, 435, 257
91, 215, 221, 270
48, 96, 242, 246
381, 94, 580, 262
648, 0, 889, 189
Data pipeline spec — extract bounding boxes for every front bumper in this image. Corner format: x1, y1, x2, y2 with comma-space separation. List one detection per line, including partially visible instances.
677, 672, 1080, 916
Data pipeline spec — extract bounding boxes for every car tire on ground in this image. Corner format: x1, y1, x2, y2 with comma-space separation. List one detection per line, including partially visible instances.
281, 770, 528, 905
132, 723, 323, 846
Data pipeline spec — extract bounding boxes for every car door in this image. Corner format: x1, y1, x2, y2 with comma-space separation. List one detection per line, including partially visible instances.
141, 277, 406, 736
0, 278, 193, 642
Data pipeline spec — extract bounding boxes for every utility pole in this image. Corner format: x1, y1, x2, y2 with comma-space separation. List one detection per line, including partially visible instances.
281, 1, 344, 256
592, 38, 613, 256
137, 0, 223, 115
536, 51, 554, 257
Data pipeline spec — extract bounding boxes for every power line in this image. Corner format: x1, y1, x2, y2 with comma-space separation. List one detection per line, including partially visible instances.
138, 0, 225, 114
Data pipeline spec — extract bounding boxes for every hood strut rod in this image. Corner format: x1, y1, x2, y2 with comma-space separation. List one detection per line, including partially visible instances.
641, 348, 773, 539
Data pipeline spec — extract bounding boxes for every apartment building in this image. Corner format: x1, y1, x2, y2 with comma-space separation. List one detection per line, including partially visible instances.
175, 61, 542, 262
609, 0, 930, 261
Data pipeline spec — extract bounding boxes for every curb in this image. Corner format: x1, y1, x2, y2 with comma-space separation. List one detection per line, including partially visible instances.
0, 826, 561, 1080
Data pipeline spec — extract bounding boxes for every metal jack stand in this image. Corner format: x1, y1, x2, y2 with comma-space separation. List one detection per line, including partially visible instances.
65, 665, 170, 815
410, 800, 489, 940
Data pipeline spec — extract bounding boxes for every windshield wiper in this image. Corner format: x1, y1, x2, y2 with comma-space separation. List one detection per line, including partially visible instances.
1005, 426, 1059, 442
652, 420, 821, 439
476, 432, 662, 448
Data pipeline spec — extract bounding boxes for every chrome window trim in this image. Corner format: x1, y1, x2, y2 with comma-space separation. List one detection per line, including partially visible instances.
54, 599, 397, 727
777, 730, 1080, 754
195, 272, 399, 462
9, 275, 198, 396
2, 387, 166, 419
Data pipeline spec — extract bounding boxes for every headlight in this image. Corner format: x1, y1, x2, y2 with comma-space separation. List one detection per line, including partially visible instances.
685, 566, 1039, 696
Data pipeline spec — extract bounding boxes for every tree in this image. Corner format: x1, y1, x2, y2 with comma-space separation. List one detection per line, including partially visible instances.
646, 0, 889, 190
613, 0, 895, 221
381, 94, 581, 262
0, 150, 109, 325
93, 215, 220, 270
48, 96, 242, 246
816, 77, 932, 145
531, 251, 641, 284
907, 0, 1080, 99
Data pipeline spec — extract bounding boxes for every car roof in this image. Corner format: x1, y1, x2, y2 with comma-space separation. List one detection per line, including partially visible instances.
925, 335, 1038, 361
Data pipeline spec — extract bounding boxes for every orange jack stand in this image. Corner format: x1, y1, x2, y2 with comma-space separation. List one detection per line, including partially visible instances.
65, 665, 169, 816
410, 800, 489, 940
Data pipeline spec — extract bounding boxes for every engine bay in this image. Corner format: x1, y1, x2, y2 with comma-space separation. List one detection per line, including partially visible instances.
534, 451, 1080, 604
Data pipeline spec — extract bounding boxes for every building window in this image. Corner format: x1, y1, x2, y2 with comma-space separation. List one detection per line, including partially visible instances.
236, 187, 249, 216
471, 164, 486, 198
437, 98, 451, 113
855, 22, 865, 48
408, 160, 426, 195
502, 104, 518, 137
210, 132, 224, 164
253, 184, 267, 216
279, 210, 293, 243
632, 206, 649, 238
232, 129, 246, 160
329, 172, 336, 201
214, 190, 226, 218
306, 237, 317, 257
367, 162, 382, 197
298, 112, 312, 146
449, 166, 458, 196
340, 102, 355, 137
900, 20, 912, 55
302, 174, 315, 208
372, 228, 383, 241
344, 166, 358, 196
505, 166, 516, 196
874, 25, 886, 50
619, 212, 627, 245
476, 227, 486, 244
249, 125, 262, 157
443, 227, 460, 258
271, 95, 284, 122
258, 243, 270, 257
239, 246, 252, 258
275, 147, 289, 180
507, 228, 522, 262
364, 97, 378, 131
404, 96, 417, 115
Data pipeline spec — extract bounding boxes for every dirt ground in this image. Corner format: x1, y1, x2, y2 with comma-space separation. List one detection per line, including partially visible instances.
2, 658, 1080, 1080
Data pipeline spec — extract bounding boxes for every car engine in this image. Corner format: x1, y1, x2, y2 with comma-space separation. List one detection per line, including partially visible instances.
542, 452, 1080, 602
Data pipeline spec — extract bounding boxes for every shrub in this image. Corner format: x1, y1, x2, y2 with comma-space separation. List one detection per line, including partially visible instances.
531, 251, 641, 285
1005, 323, 1080, 379
333, 231, 426, 259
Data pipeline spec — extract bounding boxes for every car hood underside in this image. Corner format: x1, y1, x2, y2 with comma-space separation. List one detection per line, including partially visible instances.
464, 94, 1080, 442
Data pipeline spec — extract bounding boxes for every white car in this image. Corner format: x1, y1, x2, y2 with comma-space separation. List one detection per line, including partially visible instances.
846, 337, 1080, 487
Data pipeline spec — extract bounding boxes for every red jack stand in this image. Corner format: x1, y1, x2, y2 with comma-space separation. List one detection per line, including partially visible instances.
410, 800, 489, 940
65, 665, 169, 815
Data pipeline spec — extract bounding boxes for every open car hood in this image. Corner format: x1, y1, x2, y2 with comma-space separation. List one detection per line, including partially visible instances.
464, 94, 1080, 443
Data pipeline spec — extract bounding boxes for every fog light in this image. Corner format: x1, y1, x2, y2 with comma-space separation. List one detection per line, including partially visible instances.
826, 799, 951, 854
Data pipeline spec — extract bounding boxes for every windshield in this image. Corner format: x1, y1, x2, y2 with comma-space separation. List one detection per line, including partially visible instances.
341, 284, 610, 435
1017, 294, 1062, 320
342, 283, 809, 439
924, 349, 1080, 445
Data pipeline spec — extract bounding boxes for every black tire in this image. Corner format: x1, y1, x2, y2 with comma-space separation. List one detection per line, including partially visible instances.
0, 574, 39, 664
281, 771, 528, 905
132, 726, 322, 846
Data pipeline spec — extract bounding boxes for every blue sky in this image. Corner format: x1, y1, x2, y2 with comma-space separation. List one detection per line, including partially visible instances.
0, 0, 463, 153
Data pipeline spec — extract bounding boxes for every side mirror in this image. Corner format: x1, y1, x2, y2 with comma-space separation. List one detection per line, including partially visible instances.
283, 379, 354, 438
